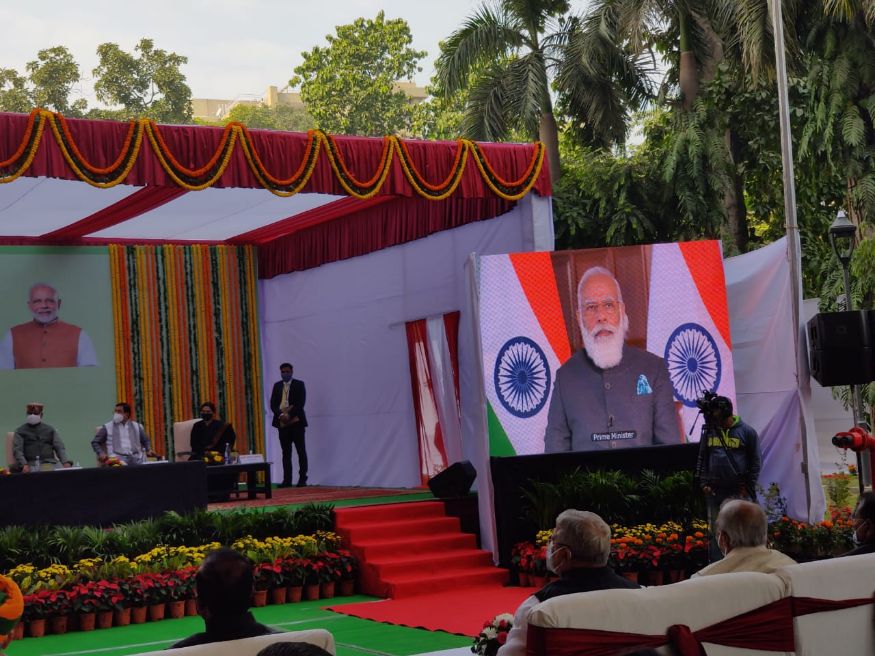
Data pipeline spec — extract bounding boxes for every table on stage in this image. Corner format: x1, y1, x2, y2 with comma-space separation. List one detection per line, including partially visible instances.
205, 461, 272, 501
0, 461, 207, 527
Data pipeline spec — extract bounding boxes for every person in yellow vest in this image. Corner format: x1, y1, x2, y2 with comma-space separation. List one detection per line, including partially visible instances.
0, 283, 97, 369
11, 403, 73, 472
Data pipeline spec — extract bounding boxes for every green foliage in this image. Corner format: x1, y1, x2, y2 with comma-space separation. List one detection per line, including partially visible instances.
224, 103, 314, 133
92, 38, 192, 123
290, 12, 426, 136
0, 46, 87, 115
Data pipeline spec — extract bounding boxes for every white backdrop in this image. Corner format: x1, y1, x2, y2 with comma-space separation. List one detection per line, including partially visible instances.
258, 196, 554, 487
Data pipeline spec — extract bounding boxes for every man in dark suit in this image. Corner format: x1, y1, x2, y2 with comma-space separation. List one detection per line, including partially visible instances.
270, 362, 308, 487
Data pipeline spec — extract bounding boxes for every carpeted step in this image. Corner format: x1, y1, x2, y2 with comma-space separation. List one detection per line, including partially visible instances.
367, 548, 495, 579
339, 515, 461, 542
382, 565, 508, 599
334, 501, 446, 527
352, 532, 477, 560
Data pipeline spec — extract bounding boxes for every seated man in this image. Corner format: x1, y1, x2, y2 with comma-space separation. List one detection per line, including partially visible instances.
168, 548, 278, 649
841, 491, 875, 556
11, 403, 72, 472
498, 509, 639, 656
693, 499, 796, 577
92, 402, 156, 466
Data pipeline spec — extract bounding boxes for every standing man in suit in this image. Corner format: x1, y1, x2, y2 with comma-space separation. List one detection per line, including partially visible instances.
270, 363, 308, 488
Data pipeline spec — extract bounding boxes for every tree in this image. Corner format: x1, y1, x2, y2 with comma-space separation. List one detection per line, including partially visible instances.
289, 12, 426, 136
225, 103, 314, 132
92, 38, 192, 123
0, 46, 87, 115
435, 0, 652, 183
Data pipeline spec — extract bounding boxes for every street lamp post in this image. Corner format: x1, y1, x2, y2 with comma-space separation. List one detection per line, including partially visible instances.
828, 209, 871, 492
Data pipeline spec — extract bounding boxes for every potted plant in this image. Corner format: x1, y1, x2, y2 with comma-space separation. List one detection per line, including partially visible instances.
122, 575, 149, 624
472, 612, 514, 656
175, 567, 198, 616
70, 582, 101, 631
143, 573, 170, 621
43, 589, 72, 634
301, 558, 323, 600
22, 591, 48, 638
92, 581, 122, 629
336, 550, 358, 596
282, 558, 305, 602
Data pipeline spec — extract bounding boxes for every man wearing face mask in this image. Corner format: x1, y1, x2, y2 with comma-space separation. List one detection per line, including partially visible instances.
269, 363, 308, 488
11, 403, 72, 472
189, 402, 237, 461
841, 492, 875, 556
497, 509, 638, 656
91, 402, 156, 466
692, 500, 795, 577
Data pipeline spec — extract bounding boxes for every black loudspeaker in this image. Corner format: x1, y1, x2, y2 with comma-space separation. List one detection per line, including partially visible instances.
428, 461, 476, 499
807, 311, 875, 386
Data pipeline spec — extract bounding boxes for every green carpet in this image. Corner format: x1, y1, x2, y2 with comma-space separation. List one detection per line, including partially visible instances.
211, 492, 437, 513
5, 596, 471, 656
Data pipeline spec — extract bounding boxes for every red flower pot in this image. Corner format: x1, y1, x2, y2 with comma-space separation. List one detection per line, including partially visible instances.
304, 584, 320, 600
338, 579, 355, 596
319, 581, 335, 599
78, 613, 96, 632
518, 572, 530, 587
12, 621, 25, 640
167, 600, 185, 619
184, 598, 198, 616
252, 590, 268, 607
270, 587, 288, 605
148, 603, 166, 621
96, 610, 113, 629
27, 618, 46, 638
287, 586, 303, 602
114, 608, 131, 627
49, 615, 69, 635
131, 606, 148, 624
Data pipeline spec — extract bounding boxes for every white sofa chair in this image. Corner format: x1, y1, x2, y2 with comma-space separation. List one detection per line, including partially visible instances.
527, 571, 792, 656
131, 628, 335, 656
173, 419, 199, 461
776, 553, 875, 656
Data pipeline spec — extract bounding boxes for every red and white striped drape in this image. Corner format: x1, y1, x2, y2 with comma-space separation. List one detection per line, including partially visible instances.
405, 311, 461, 485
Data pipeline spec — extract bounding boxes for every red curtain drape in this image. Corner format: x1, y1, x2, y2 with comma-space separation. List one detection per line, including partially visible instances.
444, 311, 461, 418
405, 318, 449, 485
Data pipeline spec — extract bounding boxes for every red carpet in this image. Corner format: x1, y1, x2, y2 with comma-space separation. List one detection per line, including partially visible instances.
327, 584, 538, 636
334, 501, 507, 598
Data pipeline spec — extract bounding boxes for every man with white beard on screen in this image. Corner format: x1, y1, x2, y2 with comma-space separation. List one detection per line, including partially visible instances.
544, 266, 679, 452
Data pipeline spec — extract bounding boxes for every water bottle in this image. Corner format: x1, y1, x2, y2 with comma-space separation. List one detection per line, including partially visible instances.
33, 454, 40, 472
224, 443, 231, 465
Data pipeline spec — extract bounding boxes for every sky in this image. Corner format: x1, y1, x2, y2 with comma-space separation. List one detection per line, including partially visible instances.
0, 0, 587, 105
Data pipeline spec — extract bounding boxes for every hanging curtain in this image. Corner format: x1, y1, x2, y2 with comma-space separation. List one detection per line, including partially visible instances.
109, 244, 264, 457
405, 311, 461, 484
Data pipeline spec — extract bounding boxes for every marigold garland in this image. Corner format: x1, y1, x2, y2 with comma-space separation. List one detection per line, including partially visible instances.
0, 109, 546, 202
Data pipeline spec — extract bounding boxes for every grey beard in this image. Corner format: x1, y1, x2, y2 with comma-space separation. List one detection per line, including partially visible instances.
580, 323, 624, 369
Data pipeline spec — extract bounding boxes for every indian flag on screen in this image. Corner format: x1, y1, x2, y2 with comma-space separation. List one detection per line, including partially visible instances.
646, 241, 736, 442
478, 253, 571, 456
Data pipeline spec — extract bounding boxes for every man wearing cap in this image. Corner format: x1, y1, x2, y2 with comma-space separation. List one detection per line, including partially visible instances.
545, 266, 679, 452
11, 403, 73, 472
0, 282, 97, 370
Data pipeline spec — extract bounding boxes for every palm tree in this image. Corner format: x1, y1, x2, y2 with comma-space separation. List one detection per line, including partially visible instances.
435, 0, 653, 183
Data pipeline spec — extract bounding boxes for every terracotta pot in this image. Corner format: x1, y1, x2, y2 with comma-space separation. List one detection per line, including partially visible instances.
12, 621, 25, 640
665, 569, 685, 584
338, 579, 355, 596
131, 606, 148, 624
270, 587, 288, 605
167, 600, 185, 619
184, 598, 198, 616
252, 589, 268, 607
287, 586, 303, 602
641, 570, 664, 586
96, 610, 113, 629
78, 612, 96, 632
320, 581, 335, 599
114, 607, 131, 626
528, 575, 546, 588
518, 572, 530, 587
621, 571, 640, 583
148, 603, 166, 621
304, 584, 320, 600
28, 618, 46, 638
49, 615, 69, 635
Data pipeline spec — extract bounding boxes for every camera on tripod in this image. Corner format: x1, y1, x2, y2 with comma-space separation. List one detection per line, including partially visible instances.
695, 391, 732, 429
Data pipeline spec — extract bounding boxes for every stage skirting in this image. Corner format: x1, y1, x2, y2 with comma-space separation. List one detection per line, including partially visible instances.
0, 461, 207, 526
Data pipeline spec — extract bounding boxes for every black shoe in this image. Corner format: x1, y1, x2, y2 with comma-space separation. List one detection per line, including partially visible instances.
296, 477, 308, 488
277, 481, 293, 488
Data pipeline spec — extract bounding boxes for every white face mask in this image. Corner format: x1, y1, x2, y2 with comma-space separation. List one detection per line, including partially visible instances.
112, 413, 125, 424
546, 542, 566, 573
851, 520, 868, 546
26, 414, 41, 425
